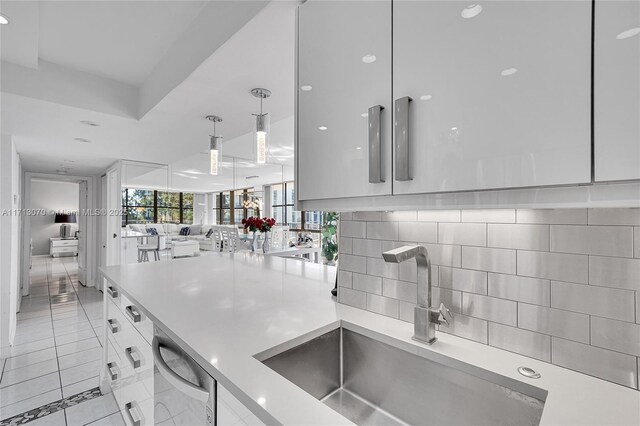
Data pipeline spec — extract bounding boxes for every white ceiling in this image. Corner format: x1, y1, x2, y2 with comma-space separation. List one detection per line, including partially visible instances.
38, 1, 208, 85
0, 0, 299, 193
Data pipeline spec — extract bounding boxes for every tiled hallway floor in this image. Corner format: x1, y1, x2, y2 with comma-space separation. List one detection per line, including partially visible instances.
1, 257, 123, 425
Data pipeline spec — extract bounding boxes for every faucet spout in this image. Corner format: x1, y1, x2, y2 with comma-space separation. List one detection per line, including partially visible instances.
382, 245, 451, 345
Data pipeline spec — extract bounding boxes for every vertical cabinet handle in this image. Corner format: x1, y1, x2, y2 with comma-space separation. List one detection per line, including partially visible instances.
107, 319, 119, 334
106, 286, 118, 298
125, 346, 141, 369
368, 105, 385, 183
126, 305, 141, 323
125, 402, 142, 426
394, 96, 412, 181
107, 361, 120, 380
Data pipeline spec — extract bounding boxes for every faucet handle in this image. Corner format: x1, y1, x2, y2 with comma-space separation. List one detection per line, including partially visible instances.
437, 303, 453, 326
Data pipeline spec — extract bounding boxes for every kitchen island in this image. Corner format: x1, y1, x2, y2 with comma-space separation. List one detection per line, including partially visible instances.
99, 253, 640, 426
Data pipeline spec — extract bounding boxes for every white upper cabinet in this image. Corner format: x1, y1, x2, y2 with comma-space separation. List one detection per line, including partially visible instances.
392, 1, 592, 194
594, 0, 640, 182
297, 1, 392, 201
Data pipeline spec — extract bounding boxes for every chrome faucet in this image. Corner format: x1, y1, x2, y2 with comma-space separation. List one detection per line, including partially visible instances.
382, 245, 452, 344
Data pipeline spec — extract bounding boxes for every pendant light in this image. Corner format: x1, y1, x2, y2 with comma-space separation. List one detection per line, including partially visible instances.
206, 115, 223, 175
251, 88, 271, 164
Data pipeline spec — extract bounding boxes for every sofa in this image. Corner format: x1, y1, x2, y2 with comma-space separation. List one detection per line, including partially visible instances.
127, 223, 212, 242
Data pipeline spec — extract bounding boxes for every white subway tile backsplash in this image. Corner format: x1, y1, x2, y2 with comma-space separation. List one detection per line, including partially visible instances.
438, 314, 488, 344
461, 293, 517, 326
338, 288, 366, 309
366, 294, 399, 318
488, 323, 551, 362
418, 210, 460, 222
352, 238, 382, 258
462, 246, 516, 274
337, 271, 352, 288
382, 278, 417, 303
587, 208, 640, 226
589, 256, 640, 291
339, 237, 353, 255
517, 251, 588, 284
366, 221, 399, 240
550, 225, 633, 257
382, 211, 417, 222
353, 211, 383, 221
552, 337, 638, 388
337, 208, 640, 389
462, 209, 515, 223
488, 273, 550, 306
518, 304, 589, 343
340, 212, 353, 221
517, 209, 587, 225
353, 273, 382, 295
339, 254, 367, 274
487, 224, 549, 251
341, 221, 366, 238
550, 281, 635, 322
439, 267, 487, 295
399, 222, 437, 243
591, 317, 640, 357
438, 223, 486, 247
366, 257, 398, 279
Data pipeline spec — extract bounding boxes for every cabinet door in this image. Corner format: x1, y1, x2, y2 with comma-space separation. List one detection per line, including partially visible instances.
594, 0, 640, 181
393, 1, 592, 194
297, 0, 392, 201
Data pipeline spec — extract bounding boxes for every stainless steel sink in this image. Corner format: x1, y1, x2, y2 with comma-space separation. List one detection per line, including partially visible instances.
259, 327, 546, 426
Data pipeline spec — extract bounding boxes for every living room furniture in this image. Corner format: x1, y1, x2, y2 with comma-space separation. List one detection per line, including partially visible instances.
138, 235, 166, 262
50, 237, 78, 257
172, 240, 200, 258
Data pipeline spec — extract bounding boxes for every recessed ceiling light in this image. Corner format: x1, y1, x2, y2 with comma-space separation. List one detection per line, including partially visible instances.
74, 138, 92, 143
461, 4, 483, 19
361, 112, 368, 118
257, 397, 266, 406
356, 147, 362, 150
419, 94, 433, 101
300, 85, 313, 91
0, 13, 9, 25
80, 120, 100, 127
318, 126, 328, 131
616, 27, 640, 40
361, 54, 377, 64
500, 67, 518, 76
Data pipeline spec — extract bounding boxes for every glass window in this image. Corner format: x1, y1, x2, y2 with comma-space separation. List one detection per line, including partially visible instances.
121, 189, 195, 226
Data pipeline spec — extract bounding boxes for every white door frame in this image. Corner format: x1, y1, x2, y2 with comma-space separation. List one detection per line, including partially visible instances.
21, 172, 99, 295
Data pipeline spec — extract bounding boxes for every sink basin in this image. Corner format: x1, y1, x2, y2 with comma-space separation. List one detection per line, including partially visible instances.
259, 326, 546, 426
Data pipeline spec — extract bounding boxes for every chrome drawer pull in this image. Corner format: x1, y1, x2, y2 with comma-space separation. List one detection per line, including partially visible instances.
107, 361, 120, 380
125, 402, 142, 426
106, 286, 118, 298
394, 96, 412, 181
126, 305, 141, 323
107, 319, 119, 334
368, 104, 385, 184
125, 346, 141, 369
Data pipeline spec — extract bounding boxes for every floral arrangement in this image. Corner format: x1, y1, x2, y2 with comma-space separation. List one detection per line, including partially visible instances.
242, 217, 276, 233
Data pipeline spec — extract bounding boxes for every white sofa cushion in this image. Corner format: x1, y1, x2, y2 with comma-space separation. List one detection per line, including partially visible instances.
165, 223, 179, 235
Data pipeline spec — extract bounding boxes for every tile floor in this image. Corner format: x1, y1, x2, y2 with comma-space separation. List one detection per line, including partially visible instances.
0, 256, 124, 425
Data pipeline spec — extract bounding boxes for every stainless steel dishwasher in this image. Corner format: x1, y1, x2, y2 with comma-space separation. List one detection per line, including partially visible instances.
153, 326, 216, 425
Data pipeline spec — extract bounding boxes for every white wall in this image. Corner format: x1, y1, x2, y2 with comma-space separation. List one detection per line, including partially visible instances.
30, 179, 79, 255
0, 135, 22, 351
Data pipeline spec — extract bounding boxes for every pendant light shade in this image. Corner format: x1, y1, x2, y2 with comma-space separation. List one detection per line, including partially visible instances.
206, 115, 223, 175
251, 88, 271, 164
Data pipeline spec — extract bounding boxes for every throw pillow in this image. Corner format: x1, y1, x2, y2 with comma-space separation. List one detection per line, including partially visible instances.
147, 227, 158, 236
189, 224, 203, 235
179, 227, 189, 236
205, 227, 214, 238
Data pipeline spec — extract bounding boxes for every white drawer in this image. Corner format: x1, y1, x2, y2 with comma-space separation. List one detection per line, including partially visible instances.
53, 246, 77, 253
120, 294, 153, 345
117, 375, 154, 426
105, 284, 122, 306
53, 239, 77, 247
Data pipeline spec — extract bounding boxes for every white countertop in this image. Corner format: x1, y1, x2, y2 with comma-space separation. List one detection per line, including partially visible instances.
100, 254, 640, 426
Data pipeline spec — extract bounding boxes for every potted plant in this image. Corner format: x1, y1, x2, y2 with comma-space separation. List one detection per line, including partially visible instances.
321, 212, 339, 265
